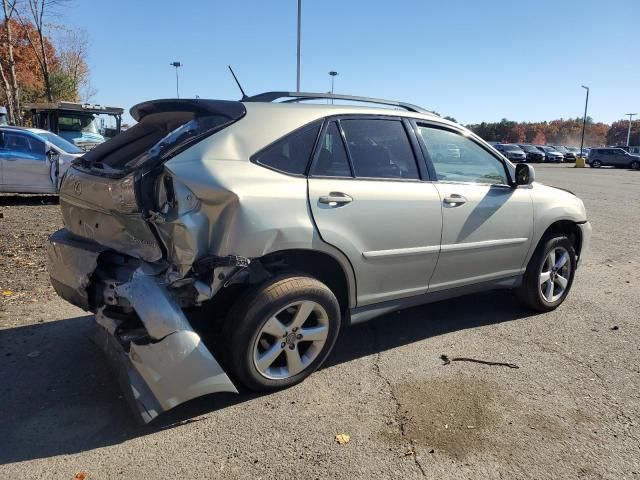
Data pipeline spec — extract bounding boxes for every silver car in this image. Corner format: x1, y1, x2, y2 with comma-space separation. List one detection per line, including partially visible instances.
0, 126, 84, 193
47, 92, 591, 423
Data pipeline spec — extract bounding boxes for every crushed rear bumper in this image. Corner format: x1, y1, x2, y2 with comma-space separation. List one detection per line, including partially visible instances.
47, 228, 238, 423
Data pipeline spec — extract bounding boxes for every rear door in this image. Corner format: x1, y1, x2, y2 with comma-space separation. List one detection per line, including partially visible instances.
415, 122, 533, 291
308, 117, 442, 306
0, 131, 53, 192
612, 149, 629, 166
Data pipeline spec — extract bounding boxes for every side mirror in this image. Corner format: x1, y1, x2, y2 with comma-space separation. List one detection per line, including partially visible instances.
515, 163, 535, 186
46, 149, 60, 162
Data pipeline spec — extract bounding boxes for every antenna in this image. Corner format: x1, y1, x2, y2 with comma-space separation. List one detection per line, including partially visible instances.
228, 66, 248, 100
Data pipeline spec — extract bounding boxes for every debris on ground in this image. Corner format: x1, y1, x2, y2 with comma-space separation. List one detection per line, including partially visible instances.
611, 326, 619, 331
75, 472, 87, 480
26, 350, 40, 358
335, 433, 350, 444
439, 354, 519, 369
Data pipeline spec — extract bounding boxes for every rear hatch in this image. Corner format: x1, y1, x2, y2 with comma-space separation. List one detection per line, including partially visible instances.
58, 99, 246, 261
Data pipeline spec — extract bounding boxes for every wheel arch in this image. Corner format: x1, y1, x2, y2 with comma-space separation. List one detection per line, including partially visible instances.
538, 220, 584, 259
258, 248, 354, 313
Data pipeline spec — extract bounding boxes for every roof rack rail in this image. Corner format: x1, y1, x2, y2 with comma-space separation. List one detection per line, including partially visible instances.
242, 91, 431, 114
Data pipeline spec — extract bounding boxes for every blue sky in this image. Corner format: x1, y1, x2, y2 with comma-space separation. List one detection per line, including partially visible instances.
62, 0, 639, 125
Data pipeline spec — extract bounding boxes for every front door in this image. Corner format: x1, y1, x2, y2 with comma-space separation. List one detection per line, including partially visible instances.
308, 118, 443, 306
415, 123, 533, 290
0, 131, 53, 192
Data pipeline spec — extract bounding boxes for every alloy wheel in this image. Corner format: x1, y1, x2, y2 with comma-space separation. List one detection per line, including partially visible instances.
539, 246, 571, 303
253, 301, 330, 380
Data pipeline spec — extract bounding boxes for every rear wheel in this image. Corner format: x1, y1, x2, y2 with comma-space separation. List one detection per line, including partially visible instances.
223, 274, 341, 392
590, 159, 602, 168
515, 235, 577, 312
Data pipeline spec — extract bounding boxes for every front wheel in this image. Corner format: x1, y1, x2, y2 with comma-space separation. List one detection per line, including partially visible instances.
630, 160, 640, 170
515, 235, 577, 312
223, 275, 341, 392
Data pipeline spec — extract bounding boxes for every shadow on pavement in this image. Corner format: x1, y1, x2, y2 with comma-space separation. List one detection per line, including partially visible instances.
0, 290, 534, 464
0, 194, 59, 206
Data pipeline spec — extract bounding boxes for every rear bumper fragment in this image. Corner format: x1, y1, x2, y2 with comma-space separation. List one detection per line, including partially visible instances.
47, 228, 239, 423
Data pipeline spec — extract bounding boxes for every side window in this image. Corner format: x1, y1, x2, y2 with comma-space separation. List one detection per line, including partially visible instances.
4, 133, 45, 157
253, 121, 321, 175
312, 121, 352, 177
417, 125, 508, 185
340, 119, 419, 180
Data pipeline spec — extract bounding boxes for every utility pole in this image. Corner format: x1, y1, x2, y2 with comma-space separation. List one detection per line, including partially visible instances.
296, 0, 301, 92
579, 85, 589, 157
170, 61, 182, 98
625, 113, 637, 147
329, 71, 338, 104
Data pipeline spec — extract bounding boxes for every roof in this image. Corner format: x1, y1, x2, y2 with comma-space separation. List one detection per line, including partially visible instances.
240, 101, 443, 123
0, 125, 51, 138
23, 101, 124, 115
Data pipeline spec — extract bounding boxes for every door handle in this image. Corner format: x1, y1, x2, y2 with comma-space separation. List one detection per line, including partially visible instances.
319, 192, 353, 206
443, 194, 467, 206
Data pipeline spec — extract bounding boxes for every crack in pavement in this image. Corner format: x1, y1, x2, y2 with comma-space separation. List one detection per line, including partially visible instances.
369, 324, 427, 477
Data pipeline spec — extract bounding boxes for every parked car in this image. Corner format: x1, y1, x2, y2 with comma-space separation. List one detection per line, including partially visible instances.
493, 143, 526, 162
0, 126, 84, 193
535, 145, 564, 163
47, 92, 591, 423
587, 147, 640, 169
565, 146, 580, 157
552, 145, 576, 162
519, 144, 546, 163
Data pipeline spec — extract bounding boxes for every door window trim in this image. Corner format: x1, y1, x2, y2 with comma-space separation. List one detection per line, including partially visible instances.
411, 119, 513, 187
308, 114, 428, 183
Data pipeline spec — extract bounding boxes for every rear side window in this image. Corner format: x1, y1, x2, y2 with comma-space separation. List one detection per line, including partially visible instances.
253, 121, 322, 175
340, 119, 419, 180
312, 121, 352, 177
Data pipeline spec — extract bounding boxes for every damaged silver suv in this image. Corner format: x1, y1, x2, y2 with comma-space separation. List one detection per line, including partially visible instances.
48, 92, 591, 423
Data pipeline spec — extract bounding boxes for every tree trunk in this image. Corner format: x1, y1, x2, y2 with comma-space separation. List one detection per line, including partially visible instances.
2, 4, 20, 122
0, 60, 15, 122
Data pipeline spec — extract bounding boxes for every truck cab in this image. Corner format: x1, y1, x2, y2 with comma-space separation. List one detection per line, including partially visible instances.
23, 102, 124, 151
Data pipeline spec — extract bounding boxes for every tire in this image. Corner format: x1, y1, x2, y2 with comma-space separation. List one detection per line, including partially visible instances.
515, 235, 577, 312
590, 159, 602, 168
223, 274, 341, 392
630, 160, 640, 170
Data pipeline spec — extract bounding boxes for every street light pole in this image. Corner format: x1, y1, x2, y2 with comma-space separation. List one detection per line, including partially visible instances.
579, 85, 589, 157
625, 113, 637, 147
296, 0, 301, 92
329, 71, 338, 104
170, 62, 182, 98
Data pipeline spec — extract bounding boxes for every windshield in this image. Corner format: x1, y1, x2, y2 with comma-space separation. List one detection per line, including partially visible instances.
566, 147, 579, 152
520, 145, 537, 152
58, 114, 99, 134
554, 146, 567, 153
38, 132, 84, 154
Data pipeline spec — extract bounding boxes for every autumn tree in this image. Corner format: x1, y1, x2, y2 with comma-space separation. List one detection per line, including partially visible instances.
0, 0, 19, 122
606, 119, 640, 146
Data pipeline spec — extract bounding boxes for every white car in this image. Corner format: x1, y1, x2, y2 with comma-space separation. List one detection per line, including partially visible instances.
0, 126, 84, 193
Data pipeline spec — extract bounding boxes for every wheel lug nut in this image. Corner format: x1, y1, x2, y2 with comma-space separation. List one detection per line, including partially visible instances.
292, 327, 298, 332
281, 342, 286, 348
289, 345, 295, 350
296, 334, 302, 339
